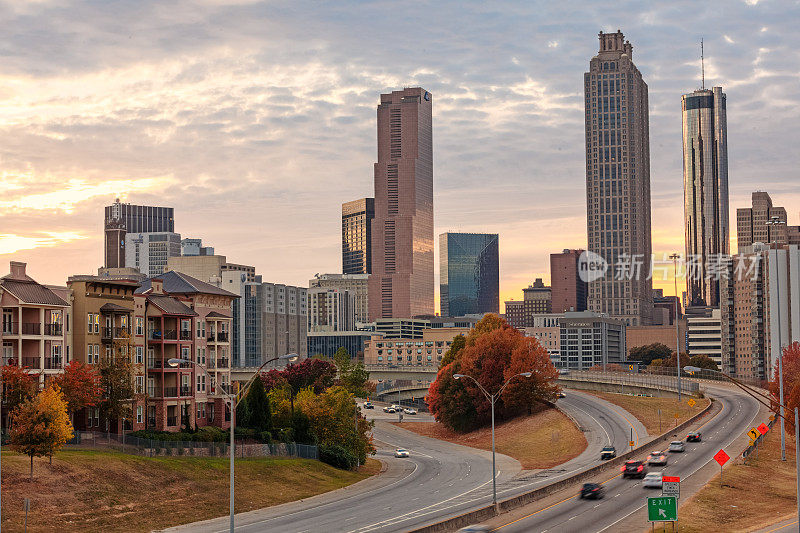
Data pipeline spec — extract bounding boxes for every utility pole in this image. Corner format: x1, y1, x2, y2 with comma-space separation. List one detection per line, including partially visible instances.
670, 253, 682, 401
767, 216, 787, 461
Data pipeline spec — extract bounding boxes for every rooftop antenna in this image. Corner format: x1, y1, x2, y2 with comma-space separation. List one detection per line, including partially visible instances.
701, 38, 705, 90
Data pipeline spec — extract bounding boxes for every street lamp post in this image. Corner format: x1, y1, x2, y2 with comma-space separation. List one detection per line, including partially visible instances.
766, 215, 787, 461
168, 352, 298, 533
669, 253, 682, 402
453, 371, 533, 508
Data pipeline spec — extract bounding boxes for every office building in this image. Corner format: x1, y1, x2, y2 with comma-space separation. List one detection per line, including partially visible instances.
1, 262, 69, 380
307, 287, 356, 333
221, 271, 262, 368
439, 232, 499, 317
550, 249, 588, 313
765, 245, 800, 377
626, 323, 687, 359
682, 86, 729, 307
557, 311, 627, 370
166, 254, 256, 285
125, 232, 182, 278
363, 327, 468, 367
134, 271, 237, 432
737, 192, 800, 251
685, 307, 722, 367
342, 198, 375, 275
181, 238, 214, 257
104, 198, 174, 268
307, 331, 376, 360
504, 279, 552, 329
309, 273, 369, 324
262, 282, 308, 364
368, 87, 434, 320
522, 314, 563, 358
652, 288, 682, 326
585, 30, 653, 326
67, 274, 141, 430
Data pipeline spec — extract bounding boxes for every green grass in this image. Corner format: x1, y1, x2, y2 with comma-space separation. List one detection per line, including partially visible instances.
1, 449, 381, 532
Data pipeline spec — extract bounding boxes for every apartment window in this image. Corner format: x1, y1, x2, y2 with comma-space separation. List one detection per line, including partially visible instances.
136, 317, 144, 335
196, 320, 202, 338
137, 406, 143, 424
181, 346, 190, 360
135, 346, 144, 364
136, 376, 144, 394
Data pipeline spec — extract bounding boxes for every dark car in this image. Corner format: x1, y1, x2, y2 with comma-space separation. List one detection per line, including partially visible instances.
686, 431, 702, 442
600, 446, 617, 460
621, 460, 647, 479
579, 483, 605, 499
362, 402, 374, 409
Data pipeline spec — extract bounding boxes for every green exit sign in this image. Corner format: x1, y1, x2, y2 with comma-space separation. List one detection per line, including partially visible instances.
648, 496, 677, 522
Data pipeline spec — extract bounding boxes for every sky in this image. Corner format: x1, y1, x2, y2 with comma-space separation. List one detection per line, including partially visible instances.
1, 0, 799, 311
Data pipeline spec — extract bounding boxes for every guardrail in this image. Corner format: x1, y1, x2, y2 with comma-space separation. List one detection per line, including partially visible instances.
409, 397, 717, 532
559, 370, 700, 397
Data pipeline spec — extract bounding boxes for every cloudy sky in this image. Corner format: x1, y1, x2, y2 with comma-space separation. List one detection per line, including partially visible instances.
1, 0, 799, 309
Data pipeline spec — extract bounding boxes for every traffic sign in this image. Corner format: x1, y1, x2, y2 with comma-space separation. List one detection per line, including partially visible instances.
770, 414, 776, 422
674, 412, 681, 419
629, 440, 635, 447
662, 476, 680, 499
747, 428, 760, 441
713, 449, 730, 466
648, 496, 677, 522
687, 399, 696, 408
758, 423, 769, 435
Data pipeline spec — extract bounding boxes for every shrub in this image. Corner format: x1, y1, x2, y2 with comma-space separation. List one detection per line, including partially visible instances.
319, 444, 358, 470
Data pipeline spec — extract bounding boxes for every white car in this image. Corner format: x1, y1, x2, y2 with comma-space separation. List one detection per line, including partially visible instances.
646, 450, 668, 466
382, 406, 396, 413
668, 440, 686, 453
642, 472, 663, 488
403, 408, 418, 415
394, 448, 410, 458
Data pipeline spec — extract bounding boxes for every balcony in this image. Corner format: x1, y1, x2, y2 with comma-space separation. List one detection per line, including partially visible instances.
216, 332, 229, 342
207, 358, 216, 369
2, 322, 19, 335
179, 330, 192, 341
43, 324, 63, 336
21, 357, 41, 369
163, 387, 178, 398
180, 386, 191, 396
44, 356, 62, 370
217, 358, 229, 368
21, 323, 41, 335
102, 327, 129, 341
148, 330, 177, 341
207, 332, 216, 342
147, 358, 164, 369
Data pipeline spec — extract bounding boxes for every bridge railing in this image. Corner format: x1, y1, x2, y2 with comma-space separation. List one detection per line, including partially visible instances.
559, 370, 700, 395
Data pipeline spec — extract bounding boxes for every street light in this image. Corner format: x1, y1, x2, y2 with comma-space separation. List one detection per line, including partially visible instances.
453, 371, 533, 507
168, 352, 298, 533
669, 252, 682, 402
766, 215, 787, 461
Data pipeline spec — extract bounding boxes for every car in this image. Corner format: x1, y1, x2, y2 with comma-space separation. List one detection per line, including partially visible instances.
557, 392, 567, 398
646, 450, 668, 466
668, 440, 686, 453
383, 406, 396, 413
686, 431, 702, 442
642, 472, 663, 488
363, 402, 374, 409
579, 482, 605, 499
621, 460, 647, 478
456, 526, 491, 533
600, 446, 617, 460
558, 368, 571, 375
403, 408, 418, 415
394, 448, 410, 458
391, 404, 403, 411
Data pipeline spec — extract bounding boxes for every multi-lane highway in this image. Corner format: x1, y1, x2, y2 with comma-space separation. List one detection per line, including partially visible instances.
168, 391, 647, 533
479, 385, 762, 533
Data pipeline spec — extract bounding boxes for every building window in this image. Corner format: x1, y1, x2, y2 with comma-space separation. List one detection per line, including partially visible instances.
137, 406, 143, 424
135, 346, 144, 364
136, 317, 144, 335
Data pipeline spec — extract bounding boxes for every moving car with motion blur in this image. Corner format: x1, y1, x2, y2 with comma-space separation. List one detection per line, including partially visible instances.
621, 460, 647, 478
668, 440, 686, 453
362, 402, 374, 409
403, 408, 418, 415
383, 406, 396, 413
686, 431, 702, 442
642, 472, 663, 488
394, 448, 410, 458
579, 483, 605, 499
646, 450, 668, 466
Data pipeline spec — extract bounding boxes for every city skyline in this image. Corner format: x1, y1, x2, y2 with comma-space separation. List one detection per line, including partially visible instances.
1, 2, 799, 310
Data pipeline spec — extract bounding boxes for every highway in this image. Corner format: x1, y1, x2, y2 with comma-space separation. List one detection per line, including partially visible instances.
481, 385, 762, 533
168, 392, 645, 533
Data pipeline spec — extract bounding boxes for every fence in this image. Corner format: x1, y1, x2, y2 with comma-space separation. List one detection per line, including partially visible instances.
559, 370, 701, 396
67, 431, 318, 460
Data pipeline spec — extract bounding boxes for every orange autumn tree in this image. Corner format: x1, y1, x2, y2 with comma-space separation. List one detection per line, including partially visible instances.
1, 365, 38, 420
53, 360, 102, 423
769, 342, 800, 431
427, 314, 559, 432
9, 384, 74, 479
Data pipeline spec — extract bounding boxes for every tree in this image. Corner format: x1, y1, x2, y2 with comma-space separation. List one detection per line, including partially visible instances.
9, 384, 74, 479
427, 314, 559, 432
334, 347, 371, 397
97, 336, 136, 428
650, 352, 690, 369
244, 377, 272, 433
52, 360, 102, 422
689, 355, 719, 371
629, 343, 673, 366
770, 342, 800, 431
1, 365, 38, 423
438, 334, 466, 369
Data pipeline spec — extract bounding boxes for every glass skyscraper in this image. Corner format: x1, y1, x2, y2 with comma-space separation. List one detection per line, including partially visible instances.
682, 86, 729, 307
439, 232, 499, 317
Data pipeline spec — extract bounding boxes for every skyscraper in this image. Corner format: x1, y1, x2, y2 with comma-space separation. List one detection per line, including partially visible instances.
736, 192, 800, 251
104, 198, 175, 268
342, 198, 374, 275
682, 86, 729, 307
585, 30, 653, 326
368, 87, 434, 320
439, 232, 499, 317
